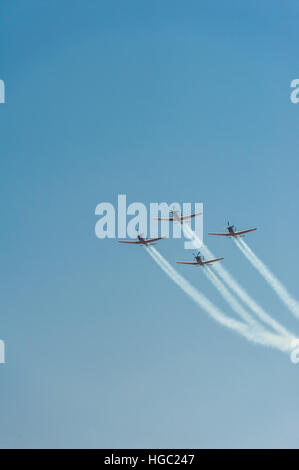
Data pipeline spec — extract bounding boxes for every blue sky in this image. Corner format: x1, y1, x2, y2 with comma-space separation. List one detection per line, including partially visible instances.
1, 0, 299, 448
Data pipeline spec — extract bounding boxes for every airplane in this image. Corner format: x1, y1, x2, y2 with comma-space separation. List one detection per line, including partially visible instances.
118, 233, 165, 246
176, 251, 224, 266
208, 221, 257, 238
153, 208, 202, 224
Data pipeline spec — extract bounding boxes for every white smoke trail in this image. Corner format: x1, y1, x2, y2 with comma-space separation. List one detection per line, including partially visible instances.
203, 267, 260, 327
146, 245, 293, 352
183, 224, 292, 338
235, 238, 299, 320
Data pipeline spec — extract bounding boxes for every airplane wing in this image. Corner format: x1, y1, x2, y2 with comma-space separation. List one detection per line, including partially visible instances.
180, 212, 202, 220
144, 237, 165, 243
176, 261, 197, 265
118, 240, 140, 244
153, 212, 202, 221
152, 217, 174, 221
234, 228, 257, 236
208, 232, 231, 236
201, 257, 224, 265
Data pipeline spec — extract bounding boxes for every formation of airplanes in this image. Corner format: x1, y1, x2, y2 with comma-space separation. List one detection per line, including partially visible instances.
118, 211, 257, 268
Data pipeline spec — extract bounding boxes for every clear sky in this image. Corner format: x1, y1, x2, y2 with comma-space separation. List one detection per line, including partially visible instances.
1, 0, 299, 448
